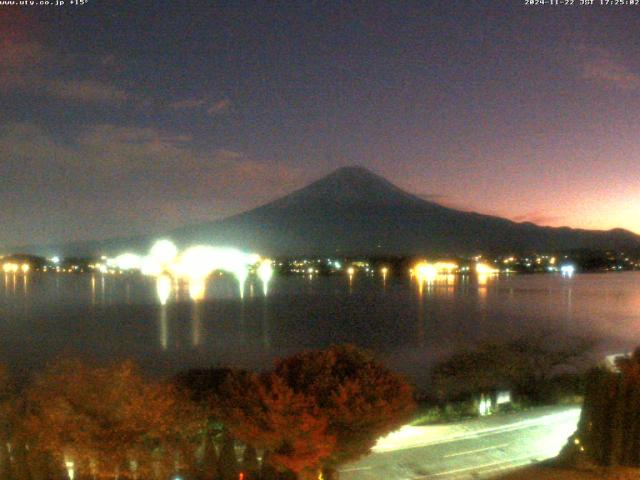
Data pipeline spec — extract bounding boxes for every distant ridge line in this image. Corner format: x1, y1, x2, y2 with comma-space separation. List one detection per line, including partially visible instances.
7, 166, 640, 256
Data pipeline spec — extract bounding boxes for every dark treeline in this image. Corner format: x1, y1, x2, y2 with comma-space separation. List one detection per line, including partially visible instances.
5, 247, 638, 275
427, 332, 595, 408
565, 348, 640, 468
273, 251, 639, 276
0, 345, 415, 480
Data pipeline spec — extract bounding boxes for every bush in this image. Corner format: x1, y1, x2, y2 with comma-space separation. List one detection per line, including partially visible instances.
431, 333, 594, 405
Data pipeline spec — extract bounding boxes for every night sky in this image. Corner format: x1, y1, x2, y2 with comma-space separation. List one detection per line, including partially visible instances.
1, 1, 639, 248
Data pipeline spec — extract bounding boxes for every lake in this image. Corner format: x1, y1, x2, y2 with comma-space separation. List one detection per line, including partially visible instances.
1, 271, 639, 388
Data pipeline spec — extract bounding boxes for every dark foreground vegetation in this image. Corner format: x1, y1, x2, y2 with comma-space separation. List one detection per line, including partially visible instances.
563, 347, 640, 468
0, 345, 415, 480
416, 333, 594, 421
497, 347, 640, 479
0, 334, 603, 480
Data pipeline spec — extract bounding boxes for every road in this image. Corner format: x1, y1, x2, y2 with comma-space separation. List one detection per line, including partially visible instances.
338, 406, 581, 480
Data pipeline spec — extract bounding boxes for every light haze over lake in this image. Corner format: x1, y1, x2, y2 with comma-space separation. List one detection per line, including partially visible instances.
1, 271, 639, 388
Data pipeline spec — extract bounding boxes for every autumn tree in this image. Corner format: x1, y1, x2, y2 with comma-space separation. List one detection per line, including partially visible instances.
176, 367, 334, 479
215, 370, 335, 480
23, 358, 200, 480
273, 345, 415, 479
177, 346, 415, 479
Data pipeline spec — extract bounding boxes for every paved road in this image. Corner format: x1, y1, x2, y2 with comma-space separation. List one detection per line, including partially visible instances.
339, 406, 581, 480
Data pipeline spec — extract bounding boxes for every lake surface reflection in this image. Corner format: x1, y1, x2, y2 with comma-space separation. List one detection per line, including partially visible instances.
1, 271, 640, 388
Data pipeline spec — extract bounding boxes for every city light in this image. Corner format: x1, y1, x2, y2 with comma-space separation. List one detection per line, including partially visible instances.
110, 253, 142, 271
98, 240, 275, 300
560, 264, 575, 277
258, 260, 274, 295
141, 240, 178, 276
64, 459, 75, 480
156, 274, 172, 306
188, 278, 206, 301
233, 265, 249, 298
411, 261, 460, 285
380, 266, 389, 286
414, 261, 437, 284
2, 263, 19, 273
475, 262, 500, 275
434, 262, 458, 273
150, 239, 178, 264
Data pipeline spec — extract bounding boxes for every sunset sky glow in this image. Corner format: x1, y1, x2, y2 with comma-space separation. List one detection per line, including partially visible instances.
1, 2, 639, 247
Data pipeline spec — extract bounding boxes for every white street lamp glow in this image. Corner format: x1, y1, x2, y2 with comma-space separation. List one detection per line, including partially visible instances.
234, 265, 248, 298
414, 261, 437, 284
188, 278, 206, 301
156, 274, 172, 305
258, 260, 274, 295
141, 240, 178, 276
112, 253, 142, 271
475, 262, 499, 275
560, 264, 575, 277
150, 240, 178, 263
109, 240, 269, 298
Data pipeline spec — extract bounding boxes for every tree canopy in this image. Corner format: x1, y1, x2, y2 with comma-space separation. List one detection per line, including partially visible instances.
23, 358, 200, 479
207, 345, 415, 478
274, 345, 415, 468
431, 333, 594, 403
7, 346, 415, 480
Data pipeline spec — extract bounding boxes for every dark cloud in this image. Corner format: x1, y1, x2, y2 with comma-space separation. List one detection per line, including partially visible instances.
0, 122, 303, 246
0, 31, 131, 104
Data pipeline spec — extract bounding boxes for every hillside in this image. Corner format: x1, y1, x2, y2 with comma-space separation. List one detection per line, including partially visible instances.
11, 166, 640, 257
167, 166, 640, 256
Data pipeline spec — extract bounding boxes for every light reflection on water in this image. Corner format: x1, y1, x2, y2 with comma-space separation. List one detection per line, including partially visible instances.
0, 271, 640, 387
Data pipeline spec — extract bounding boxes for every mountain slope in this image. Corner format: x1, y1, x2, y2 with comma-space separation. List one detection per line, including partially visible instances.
167, 166, 640, 256
11, 166, 639, 256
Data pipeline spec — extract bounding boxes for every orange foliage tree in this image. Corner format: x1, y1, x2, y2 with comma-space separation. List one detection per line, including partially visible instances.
274, 345, 416, 478
22, 358, 201, 479
215, 370, 335, 479
210, 345, 415, 479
